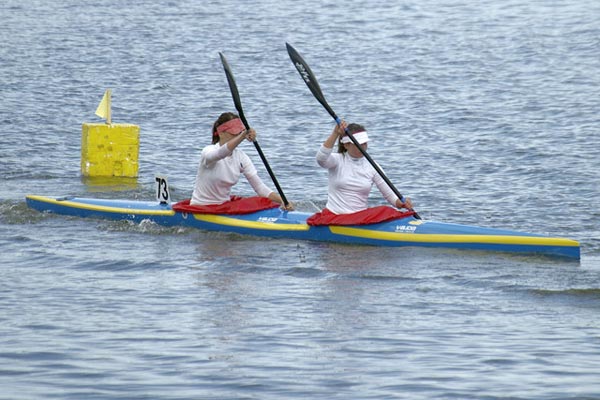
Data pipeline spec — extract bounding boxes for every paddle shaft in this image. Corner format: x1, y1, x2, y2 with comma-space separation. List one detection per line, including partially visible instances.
219, 52, 289, 208
286, 43, 420, 219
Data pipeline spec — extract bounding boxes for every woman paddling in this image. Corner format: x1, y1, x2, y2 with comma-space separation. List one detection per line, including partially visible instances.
190, 112, 293, 210
309, 120, 413, 225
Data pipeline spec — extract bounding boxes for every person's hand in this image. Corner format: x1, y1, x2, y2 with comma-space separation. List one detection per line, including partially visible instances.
269, 193, 294, 211
245, 128, 257, 141
333, 120, 347, 138
281, 201, 295, 211
397, 197, 413, 210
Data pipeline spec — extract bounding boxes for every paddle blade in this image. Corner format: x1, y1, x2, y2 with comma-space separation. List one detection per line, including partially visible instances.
219, 52, 249, 129
286, 43, 338, 121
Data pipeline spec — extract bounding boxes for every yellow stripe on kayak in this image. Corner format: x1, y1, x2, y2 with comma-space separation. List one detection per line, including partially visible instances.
26, 195, 176, 216
329, 226, 579, 247
193, 213, 310, 231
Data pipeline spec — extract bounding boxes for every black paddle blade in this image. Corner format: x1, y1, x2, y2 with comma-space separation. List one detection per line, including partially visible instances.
286, 43, 338, 121
219, 52, 250, 129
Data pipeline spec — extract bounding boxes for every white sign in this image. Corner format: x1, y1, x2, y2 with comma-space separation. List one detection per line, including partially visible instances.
155, 175, 171, 204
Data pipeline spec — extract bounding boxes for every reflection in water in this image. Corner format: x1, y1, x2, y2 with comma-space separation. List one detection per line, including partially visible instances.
191, 238, 425, 342
190, 235, 285, 334
81, 175, 139, 192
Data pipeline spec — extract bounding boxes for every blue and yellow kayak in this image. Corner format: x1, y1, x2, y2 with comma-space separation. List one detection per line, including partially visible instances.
25, 195, 580, 259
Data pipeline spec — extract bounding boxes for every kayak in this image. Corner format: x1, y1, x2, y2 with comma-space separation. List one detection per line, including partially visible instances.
25, 194, 580, 259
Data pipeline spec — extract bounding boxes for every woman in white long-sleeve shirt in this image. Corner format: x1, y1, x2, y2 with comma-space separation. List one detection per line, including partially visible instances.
191, 112, 291, 209
316, 120, 413, 214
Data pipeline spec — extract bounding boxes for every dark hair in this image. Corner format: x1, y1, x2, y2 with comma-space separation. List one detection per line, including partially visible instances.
212, 112, 239, 144
337, 123, 366, 153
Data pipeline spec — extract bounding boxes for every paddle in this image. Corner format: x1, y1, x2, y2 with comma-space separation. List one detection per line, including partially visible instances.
285, 43, 420, 219
219, 52, 290, 208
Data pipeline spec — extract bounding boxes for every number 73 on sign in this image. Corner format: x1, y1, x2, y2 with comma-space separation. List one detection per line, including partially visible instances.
155, 175, 171, 204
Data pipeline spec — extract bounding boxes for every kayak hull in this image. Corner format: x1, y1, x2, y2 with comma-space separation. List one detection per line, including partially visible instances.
25, 195, 580, 260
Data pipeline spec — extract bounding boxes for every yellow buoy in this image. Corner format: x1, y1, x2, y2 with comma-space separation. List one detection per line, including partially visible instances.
81, 89, 140, 177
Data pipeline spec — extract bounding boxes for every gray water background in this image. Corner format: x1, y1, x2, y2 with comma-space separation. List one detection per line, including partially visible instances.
1, 0, 600, 398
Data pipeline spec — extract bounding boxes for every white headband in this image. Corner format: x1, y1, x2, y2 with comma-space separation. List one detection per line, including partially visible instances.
340, 130, 369, 144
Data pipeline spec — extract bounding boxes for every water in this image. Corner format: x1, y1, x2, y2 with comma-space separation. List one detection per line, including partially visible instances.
1, 0, 600, 398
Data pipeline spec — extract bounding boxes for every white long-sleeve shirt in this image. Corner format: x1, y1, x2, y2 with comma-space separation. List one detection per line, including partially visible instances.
191, 143, 272, 205
316, 145, 399, 214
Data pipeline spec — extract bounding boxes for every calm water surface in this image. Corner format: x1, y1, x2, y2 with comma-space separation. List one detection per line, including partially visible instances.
1, 0, 600, 399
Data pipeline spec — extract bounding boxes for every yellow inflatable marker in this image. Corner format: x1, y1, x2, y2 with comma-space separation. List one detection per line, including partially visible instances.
81, 89, 140, 177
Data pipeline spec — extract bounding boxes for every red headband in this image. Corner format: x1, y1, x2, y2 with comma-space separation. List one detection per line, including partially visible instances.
215, 118, 245, 136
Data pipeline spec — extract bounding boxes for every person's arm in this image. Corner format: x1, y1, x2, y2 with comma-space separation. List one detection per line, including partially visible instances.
202, 143, 232, 164
268, 192, 295, 211
246, 173, 273, 198
246, 174, 295, 210
317, 121, 346, 168
204, 128, 256, 164
323, 121, 345, 149
226, 128, 256, 151
374, 171, 413, 210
